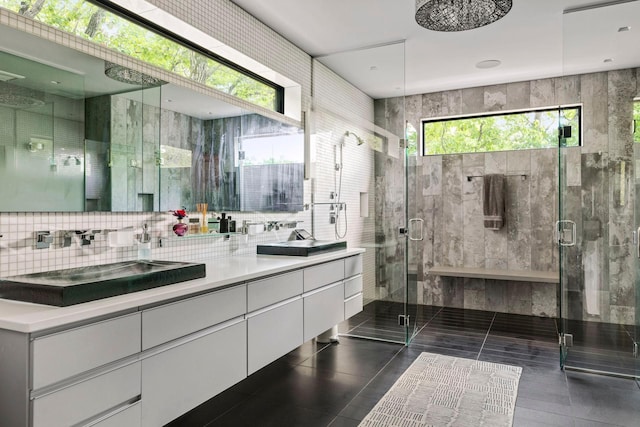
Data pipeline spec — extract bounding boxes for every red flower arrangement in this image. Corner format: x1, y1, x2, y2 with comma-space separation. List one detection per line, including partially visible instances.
170, 208, 188, 220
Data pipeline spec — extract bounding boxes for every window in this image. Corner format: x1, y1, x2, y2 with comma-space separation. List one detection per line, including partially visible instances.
0, 0, 283, 112
422, 106, 581, 155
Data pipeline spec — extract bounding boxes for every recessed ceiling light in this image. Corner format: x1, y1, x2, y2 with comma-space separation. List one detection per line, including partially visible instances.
618, 26, 631, 32
370, 66, 378, 71
50, 80, 61, 85
476, 59, 501, 69
604, 58, 614, 63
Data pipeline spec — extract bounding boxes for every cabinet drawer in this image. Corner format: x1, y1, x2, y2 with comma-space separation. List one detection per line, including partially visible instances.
247, 298, 303, 375
344, 255, 363, 278
141, 320, 247, 427
303, 282, 344, 342
32, 313, 141, 389
247, 270, 303, 312
344, 275, 363, 298
142, 284, 246, 350
91, 401, 140, 427
345, 293, 363, 319
33, 362, 140, 427
303, 259, 345, 292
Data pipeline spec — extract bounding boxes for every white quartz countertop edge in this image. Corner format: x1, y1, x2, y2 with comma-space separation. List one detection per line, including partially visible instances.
0, 248, 365, 334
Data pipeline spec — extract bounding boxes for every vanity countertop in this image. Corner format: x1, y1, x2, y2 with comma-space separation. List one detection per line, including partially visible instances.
0, 248, 365, 333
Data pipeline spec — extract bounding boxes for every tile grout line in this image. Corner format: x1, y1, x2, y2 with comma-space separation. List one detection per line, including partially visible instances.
327, 344, 408, 426
411, 306, 444, 338
477, 311, 497, 360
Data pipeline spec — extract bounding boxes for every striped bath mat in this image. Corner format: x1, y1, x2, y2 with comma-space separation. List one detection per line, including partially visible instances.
359, 352, 522, 426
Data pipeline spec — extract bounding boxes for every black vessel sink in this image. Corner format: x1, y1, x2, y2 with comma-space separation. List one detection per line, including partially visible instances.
257, 240, 347, 256
0, 260, 206, 307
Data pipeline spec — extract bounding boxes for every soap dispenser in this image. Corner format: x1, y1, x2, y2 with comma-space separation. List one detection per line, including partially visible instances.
138, 223, 151, 260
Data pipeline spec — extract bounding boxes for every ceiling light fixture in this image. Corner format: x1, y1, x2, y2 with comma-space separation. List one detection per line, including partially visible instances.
415, 0, 513, 32
476, 59, 501, 69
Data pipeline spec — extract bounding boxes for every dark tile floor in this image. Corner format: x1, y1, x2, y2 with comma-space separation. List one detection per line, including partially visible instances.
167, 303, 640, 427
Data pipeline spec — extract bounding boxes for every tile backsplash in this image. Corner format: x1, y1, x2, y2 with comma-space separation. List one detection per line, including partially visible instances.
0, 210, 310, 276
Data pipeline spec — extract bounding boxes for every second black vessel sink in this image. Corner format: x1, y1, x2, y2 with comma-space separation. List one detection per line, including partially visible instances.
0, 260, 206, 307
257, 240, 347, 256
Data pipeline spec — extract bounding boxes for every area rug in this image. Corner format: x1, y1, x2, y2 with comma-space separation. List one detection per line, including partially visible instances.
358, 352, 522, 427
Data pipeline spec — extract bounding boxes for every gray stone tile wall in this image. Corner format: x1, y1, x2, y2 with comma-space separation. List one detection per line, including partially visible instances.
375, 69, 638, 324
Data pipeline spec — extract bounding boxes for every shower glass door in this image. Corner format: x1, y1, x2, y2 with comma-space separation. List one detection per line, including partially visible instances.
557, 110, 576, 369
318, 41, 420, 345
561, 1, 640, 377
405, 121, 423, 344
634, 100, 640, 382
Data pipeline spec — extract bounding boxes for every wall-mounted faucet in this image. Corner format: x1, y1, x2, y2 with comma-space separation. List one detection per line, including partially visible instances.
75, 230, 101, 246
35, 231, 53, 249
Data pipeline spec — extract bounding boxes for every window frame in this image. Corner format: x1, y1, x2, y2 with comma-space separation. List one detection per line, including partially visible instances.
420, 104, 582, 156
90, 0, 285, 113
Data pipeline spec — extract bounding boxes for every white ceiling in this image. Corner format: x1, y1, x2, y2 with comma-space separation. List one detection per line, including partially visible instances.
232, 0, 640, 99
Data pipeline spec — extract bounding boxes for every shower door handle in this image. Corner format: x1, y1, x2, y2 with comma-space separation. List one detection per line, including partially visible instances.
636, 226, 640, 259
408, 218, 424, 241
555, 220, 576, 247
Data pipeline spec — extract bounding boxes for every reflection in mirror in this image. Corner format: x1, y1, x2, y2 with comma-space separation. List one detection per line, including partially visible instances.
0, 51, 85, 212
159, 107, 304, 213
0, 19, 304, 213
85, 85, 162, 212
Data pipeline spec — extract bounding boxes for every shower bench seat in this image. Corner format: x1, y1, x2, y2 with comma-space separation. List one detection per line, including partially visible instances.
428, 266, 559, 283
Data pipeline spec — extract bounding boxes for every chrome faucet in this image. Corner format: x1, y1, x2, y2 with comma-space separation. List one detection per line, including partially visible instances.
75, 230, 101, 246
35, 231, 53, 249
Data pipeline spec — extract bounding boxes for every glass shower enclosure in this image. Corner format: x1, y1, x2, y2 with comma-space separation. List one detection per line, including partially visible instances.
312, 41, 423, 345
559, 0, 640, 378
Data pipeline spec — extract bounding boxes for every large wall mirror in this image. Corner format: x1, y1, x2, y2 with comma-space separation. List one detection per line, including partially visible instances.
0, 21, 303, 213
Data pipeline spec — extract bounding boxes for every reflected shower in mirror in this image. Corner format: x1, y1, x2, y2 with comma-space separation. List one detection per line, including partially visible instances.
0, 22, 304, 213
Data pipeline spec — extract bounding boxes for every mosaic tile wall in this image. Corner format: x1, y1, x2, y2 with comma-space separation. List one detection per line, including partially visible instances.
310, 61, 377, 303
376, 70, 639, 323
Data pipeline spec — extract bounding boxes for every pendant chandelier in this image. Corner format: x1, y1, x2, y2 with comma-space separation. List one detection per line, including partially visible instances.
415, 0, 513, 32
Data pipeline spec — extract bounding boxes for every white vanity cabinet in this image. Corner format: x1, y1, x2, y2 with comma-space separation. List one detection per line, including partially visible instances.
0, 250, 365, 427
303, 281, 345, 341
140, 319, 246, 427
32, 362, 141, 427
140, 285, 247, 426
343, 255, 364, 319
30, 312, 142, 427
247, 271, 304, 375
32, 312, 141, 389
302, 258, 346, 341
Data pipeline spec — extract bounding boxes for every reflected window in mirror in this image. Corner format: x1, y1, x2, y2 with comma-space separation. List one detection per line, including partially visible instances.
0, 0, 283, 112
0, 5, 304, 213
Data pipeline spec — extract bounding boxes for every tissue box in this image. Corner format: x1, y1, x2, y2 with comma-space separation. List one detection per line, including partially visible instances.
247, 223, 265, 235
108, 230, 135, 247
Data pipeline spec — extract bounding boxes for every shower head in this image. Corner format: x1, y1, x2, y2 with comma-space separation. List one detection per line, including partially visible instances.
0, 81, 45, 108
345, 131, 366, 146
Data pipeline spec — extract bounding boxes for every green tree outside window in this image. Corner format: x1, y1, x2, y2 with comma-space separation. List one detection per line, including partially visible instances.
1, 0, 278, 110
